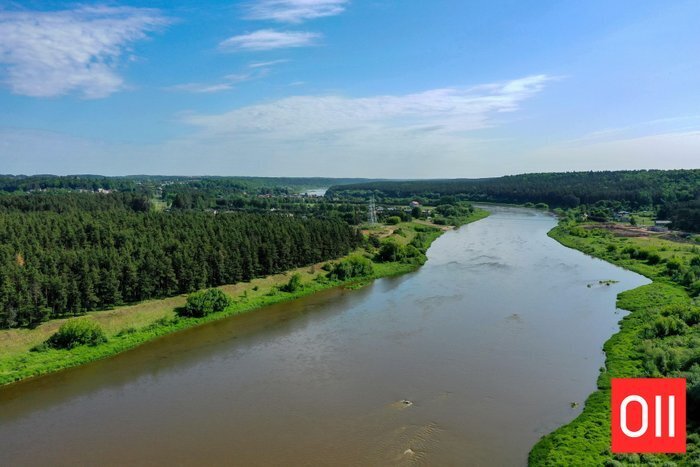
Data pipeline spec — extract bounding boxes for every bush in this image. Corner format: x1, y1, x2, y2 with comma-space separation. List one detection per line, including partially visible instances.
666, 258, 683, 272
182, 289, 230, 317
690, 281, 700, 297
647, 253, 662, 265
280, 273, 303, 293
327, 255, 374, 281
375, 239, 403, 262
386, 216, 401, 225
644, 316, 688, 338
47, 319, 108, 349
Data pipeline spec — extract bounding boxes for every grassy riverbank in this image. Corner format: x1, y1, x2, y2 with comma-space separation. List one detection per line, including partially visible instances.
530, 221, 700, 466
0, 209, 488, 387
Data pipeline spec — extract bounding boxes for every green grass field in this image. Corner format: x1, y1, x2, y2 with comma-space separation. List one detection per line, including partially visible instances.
529, 222, 700, 466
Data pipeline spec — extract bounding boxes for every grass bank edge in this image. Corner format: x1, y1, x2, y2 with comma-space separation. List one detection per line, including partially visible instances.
529, 224, 696, 466
0, 209, 489, 387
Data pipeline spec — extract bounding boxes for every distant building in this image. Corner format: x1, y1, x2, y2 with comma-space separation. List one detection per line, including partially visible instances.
410, 201, 421, 207
649, 220, 671, 232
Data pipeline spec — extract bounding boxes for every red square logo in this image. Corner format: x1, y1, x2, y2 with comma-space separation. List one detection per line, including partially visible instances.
611, 378, 686, 453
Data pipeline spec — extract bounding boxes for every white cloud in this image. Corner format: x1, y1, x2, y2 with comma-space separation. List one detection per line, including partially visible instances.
220, 29, 320, 51
0, 75, 560, 177
166, 67, 272, 94
166, 83, 235, 94
182, 75, 552, 135
0, 6, 168, 98
149, 75, 553, 176
245, 0, 348, 23
249, 59, 290, 68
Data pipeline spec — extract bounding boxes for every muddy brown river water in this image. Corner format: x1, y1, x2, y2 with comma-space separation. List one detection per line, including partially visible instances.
0, 206, 649, 466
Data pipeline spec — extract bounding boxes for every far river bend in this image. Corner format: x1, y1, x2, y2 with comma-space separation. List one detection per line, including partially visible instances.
0, 206, 649, 466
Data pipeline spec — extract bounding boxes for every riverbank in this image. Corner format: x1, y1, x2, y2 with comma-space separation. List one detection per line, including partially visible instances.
0, 209, 489, 387
530, 221, 700, 466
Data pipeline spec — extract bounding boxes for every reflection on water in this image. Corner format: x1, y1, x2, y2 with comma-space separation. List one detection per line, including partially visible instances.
0, 206, 649, 466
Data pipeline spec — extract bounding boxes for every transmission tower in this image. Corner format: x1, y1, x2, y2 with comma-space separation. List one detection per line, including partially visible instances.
368, 196, 378, 225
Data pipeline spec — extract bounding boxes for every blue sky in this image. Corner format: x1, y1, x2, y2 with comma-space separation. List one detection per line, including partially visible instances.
0, 0, 699, 177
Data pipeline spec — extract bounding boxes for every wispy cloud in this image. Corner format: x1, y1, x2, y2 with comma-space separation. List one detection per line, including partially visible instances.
567, 115, 700, 145
249, 59, 290, 68
166, 83, 236, 94
245, 0, 349, 23
166, 65, 276, 94
183, 75, 553, 135
220, 29, 320, 51
0, 6, 168, 98
0, 75, 560, 177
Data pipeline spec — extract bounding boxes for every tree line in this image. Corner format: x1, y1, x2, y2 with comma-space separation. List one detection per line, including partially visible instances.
327, 170, 700, 231
0, 174, 371, 197
0, 206, 361, 328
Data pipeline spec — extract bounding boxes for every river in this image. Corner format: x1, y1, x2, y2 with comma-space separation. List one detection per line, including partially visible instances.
0, 206, 649, 466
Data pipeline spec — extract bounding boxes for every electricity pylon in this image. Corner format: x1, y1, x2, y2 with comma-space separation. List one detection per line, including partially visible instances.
368, 196, 378, 225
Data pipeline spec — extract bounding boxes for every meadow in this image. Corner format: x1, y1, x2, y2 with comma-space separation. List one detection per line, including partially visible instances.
530, 222, 700, 466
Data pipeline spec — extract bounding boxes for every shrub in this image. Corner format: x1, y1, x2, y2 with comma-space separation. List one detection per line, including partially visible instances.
666, 258, 683, 272
375, 239, 403, 262
647, 253, 662, 265
47, 319, 108, 349
403, 244, 422, 259
690, 281, 700, 297
636, 249, 649, 260
386, 216, 401, 225
280, 273, 303, 293
327, 255, 374, 281
182, 289, 231, 317
644, 316, 688, 338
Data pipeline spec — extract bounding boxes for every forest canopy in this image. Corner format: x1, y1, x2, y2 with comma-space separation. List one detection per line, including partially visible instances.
0, 200, 361, 329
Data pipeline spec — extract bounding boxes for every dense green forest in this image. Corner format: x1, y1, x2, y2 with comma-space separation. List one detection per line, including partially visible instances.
2, 170, 698, 330
0, 194, 361, 329
0, 174, 371, 195
327, 170, 700, 231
